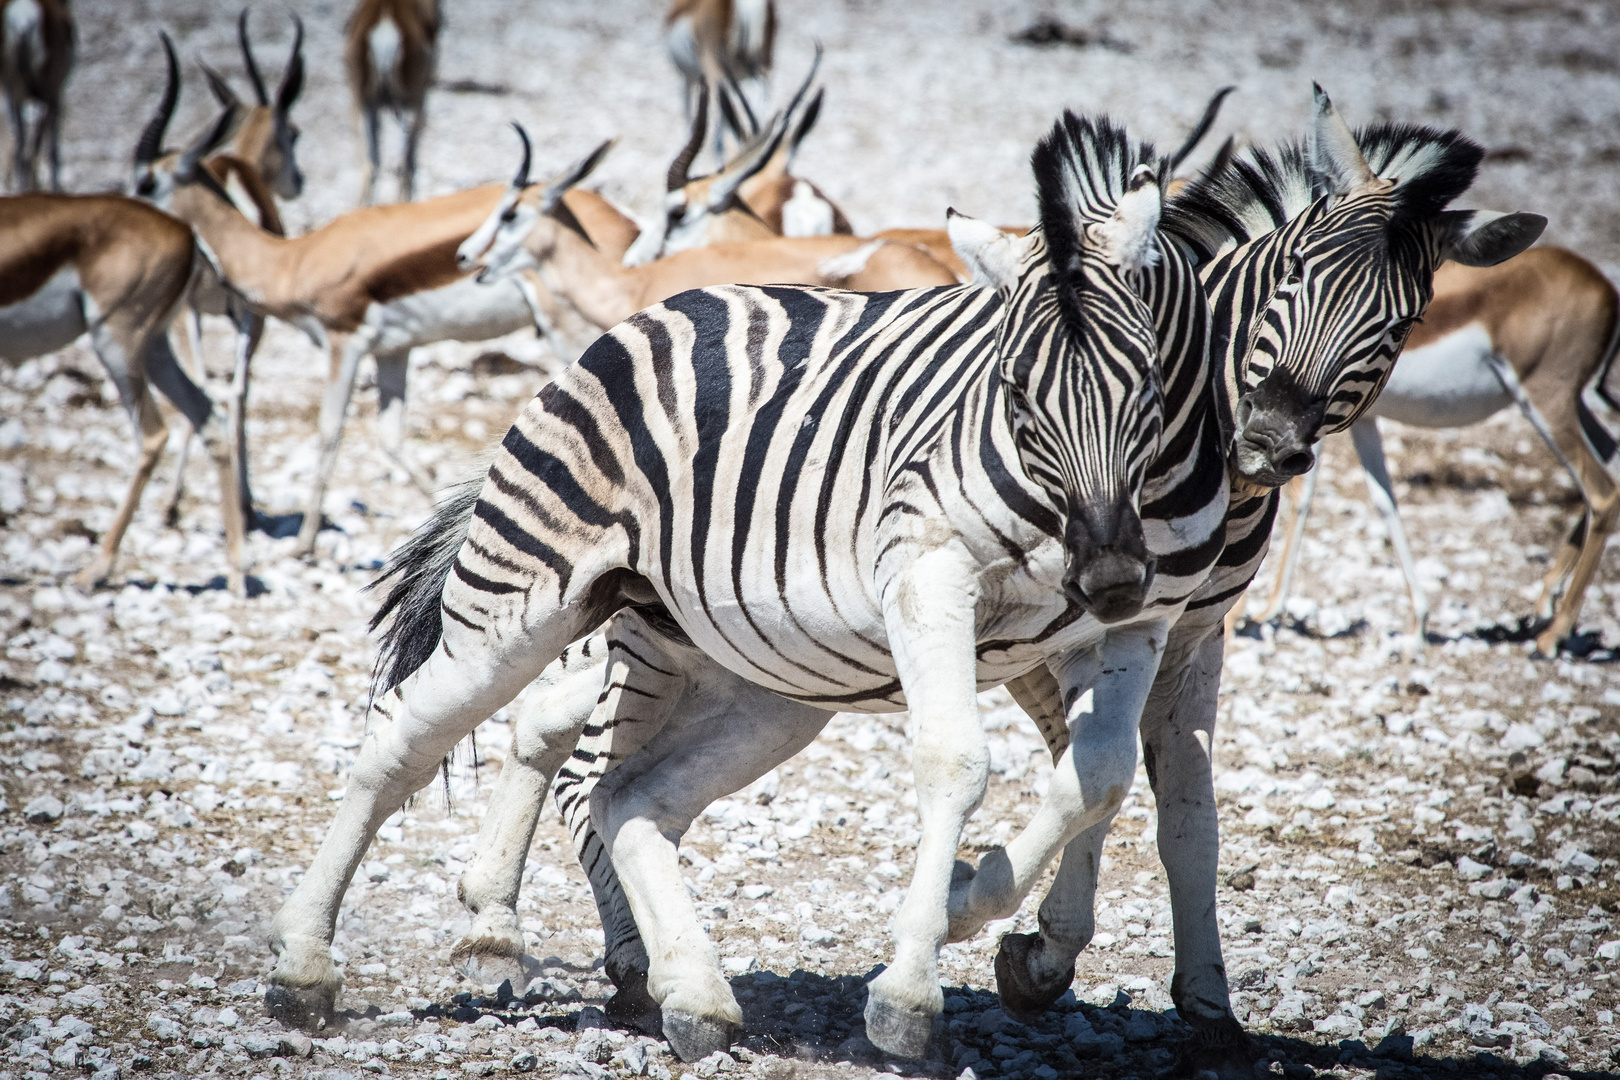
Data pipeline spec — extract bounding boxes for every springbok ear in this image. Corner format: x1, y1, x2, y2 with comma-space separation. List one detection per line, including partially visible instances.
707, 114, 787, 209
1308, 83, 1384, 197
1087, 165, 1161, 273
541, 138, 616, 211
200, 62, 239, 109
948, 209, 1030, 290
177, 104, 242, 181
1439, 210, 1546, 267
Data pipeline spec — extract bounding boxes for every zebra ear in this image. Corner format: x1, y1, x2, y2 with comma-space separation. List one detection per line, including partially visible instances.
1087, 166, 1161, 273
947, 209, 1030, 290
1309, 83, 1386, 198
1438, 209, 1545, 267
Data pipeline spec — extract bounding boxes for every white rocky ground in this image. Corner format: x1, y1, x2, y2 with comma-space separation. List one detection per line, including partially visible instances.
4, 2, 1620, 1079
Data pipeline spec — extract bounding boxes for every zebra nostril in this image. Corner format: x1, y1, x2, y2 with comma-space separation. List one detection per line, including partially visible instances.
1275, 450, 1315, 477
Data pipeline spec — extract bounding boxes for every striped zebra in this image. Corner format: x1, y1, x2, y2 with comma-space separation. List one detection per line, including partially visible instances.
266, 111, 1188, 1050
445, 88, 1546, 1068
446, 113, 1232, 1054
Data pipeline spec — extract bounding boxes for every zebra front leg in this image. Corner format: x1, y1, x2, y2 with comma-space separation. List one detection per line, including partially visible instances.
594, 664, 830, 1061
1144, 627, 1254, 1075
941, 626, 1165, 1019
863, 546, 989, 1059
452, 640, 611, 988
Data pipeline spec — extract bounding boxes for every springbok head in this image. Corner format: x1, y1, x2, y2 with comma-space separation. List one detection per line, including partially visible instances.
132, 34, 243, 208
200, 10, 305, 200
456, 125, 616, 284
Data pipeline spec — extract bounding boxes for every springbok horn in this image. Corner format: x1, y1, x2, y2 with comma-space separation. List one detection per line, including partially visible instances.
276, 13, 305, 114
238, 9, 269, 106
787, 87, 823, 167
719, 60, 758, 138
1310, 82, 1381, 196
782, 41, 823, 123
511, 122, 533, 188
135, 32, 181, 166
667, 85, 708, 191
1169, 85, 1234, 171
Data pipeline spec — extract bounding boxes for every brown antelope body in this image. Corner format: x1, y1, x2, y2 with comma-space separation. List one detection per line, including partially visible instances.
346, 0, 439, 204
458, 130, 959, 335
0, 194, 245, 593
0, 0, 72, 191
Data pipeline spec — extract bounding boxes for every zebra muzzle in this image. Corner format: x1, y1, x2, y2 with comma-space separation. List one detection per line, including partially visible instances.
1063, 506, 1155, 624
1232, 371, 1325, 486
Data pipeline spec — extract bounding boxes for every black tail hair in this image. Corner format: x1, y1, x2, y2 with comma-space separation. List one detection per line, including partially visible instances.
367, 479, 482, 699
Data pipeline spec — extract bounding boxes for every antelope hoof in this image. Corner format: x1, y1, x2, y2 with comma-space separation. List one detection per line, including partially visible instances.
994, 932, 1074, 1022
862, 992, 934, 1060
604, 968, 663, 1037
660, 1008, 735, 1062
449, 934, 535, 990
72, 561, 110, 594
1161, 1014, 1255, 1079
264, 977, 340, 1031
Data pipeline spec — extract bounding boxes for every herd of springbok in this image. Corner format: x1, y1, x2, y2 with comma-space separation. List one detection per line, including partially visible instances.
1, 0, 1617, 657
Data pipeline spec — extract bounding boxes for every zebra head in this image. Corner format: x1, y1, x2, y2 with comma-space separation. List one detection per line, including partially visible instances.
1186, 86, 1545, 488
951, 114, 1167, 623
456, 125, 616, 284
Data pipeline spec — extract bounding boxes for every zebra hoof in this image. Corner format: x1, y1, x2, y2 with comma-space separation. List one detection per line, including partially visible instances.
862, 993, 934, 1060
660, 1008, 735, 1062
605, 969, 663, 1037
1161, 1014, 1255, 1079
449, 935, 535, 990
264, 979, 338, 1031
994, 932, 1073, 1023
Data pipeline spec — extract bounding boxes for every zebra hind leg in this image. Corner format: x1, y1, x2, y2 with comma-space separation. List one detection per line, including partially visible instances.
450, 636, 612, 990
591, 660, 830, 1061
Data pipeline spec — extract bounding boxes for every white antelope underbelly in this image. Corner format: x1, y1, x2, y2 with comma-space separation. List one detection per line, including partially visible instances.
0, 268, 87, 363
1374, 322, 1512, 429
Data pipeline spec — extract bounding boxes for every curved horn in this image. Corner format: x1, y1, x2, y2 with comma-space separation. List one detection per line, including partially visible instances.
1309, 82, 1381, 196
275, 13, 305, 114
782, 41, 823, 123
135, 32, 181, 166
238, 9, 269, 106
666, 85, 708, 191
786, 86, 823, 167
1168, 85, 1234, 171
510, 122, 533, 188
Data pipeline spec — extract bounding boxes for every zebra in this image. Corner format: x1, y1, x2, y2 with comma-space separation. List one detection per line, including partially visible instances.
264, 111, 1193, 1051
442, 87, 1546, 1068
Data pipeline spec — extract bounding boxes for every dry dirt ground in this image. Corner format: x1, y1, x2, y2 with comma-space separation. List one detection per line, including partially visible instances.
6, 2, 1620, 1080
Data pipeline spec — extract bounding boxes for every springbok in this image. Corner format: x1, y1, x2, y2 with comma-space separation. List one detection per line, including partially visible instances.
0, 0, 72, 192
202, 9, 306, 204
665, 0, 774, 156
1242, 246, 1619, 657
458, 126, 959, 336
160, 21, 307, 525
134, 51, 625, 560
346, 0, 439, 204
0, 188, 245, 594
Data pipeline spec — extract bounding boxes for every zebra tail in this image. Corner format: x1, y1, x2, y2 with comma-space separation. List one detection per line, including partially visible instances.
367, 478, 482, 699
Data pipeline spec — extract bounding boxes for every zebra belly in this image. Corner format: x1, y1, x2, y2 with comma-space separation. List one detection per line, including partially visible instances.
1375, 323, 1510, 429
0, 268, 86, 364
